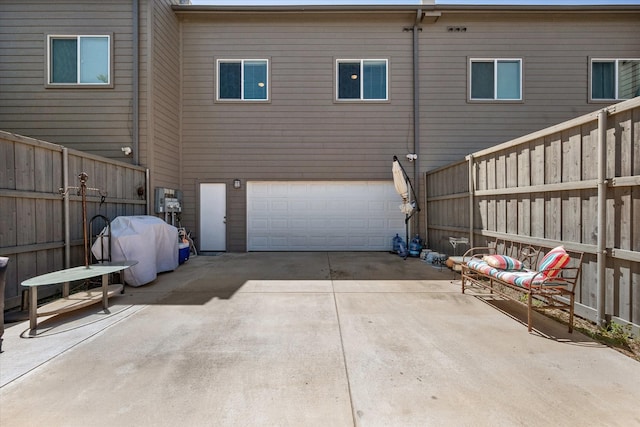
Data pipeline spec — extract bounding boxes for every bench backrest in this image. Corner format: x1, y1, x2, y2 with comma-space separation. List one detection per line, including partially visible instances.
490, 238, 584, 284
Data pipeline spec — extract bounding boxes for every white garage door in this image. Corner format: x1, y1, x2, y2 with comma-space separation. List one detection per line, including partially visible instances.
247, 181, 405, 251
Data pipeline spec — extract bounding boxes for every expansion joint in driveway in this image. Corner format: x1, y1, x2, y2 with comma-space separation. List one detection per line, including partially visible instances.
326, 252, 357, 427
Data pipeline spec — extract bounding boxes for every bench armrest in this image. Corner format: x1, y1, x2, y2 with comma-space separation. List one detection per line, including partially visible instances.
461, 246, 497, 259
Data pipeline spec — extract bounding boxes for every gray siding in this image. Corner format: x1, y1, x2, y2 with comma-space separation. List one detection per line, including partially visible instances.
141, 0, 181, 197
176, 8, 639, 251
420, 11, 640, 170
2, 4, 638, 253
179, 12, 417, 251
0, 0, 136, 160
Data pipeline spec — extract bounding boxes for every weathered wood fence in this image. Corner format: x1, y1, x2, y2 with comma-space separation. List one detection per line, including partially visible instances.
426, 97, 640, 330
0, 131, 148, 310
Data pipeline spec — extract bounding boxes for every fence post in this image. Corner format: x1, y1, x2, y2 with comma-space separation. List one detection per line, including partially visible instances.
0, 257, 8, 352
596, 109, 608, 327
63, 147, 70, 269
467, 154, 474, 248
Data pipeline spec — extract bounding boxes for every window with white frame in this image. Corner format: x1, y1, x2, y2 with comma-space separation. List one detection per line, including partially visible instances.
217, 59, 269, 101
591, 59, 640, 100
469, 58, 522, 101
47, 35, 111, 85
336, 59, 388, 101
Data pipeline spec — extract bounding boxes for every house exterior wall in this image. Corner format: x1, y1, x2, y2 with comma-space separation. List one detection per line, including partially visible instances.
179, 12, 417, 251
0, 0, 182, 214
0, 0, 136, 160
141, 0, 181, 204
1, 3, 638, 253
175, 7, 640, 252
419, 10, 640, 168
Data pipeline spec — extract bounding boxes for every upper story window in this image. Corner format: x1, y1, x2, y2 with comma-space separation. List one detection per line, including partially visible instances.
336, 59, 388, 101
469, 58, 522, 101
47, 35, 111, 86
217, 59, 269, 101
591, 58, 640, 101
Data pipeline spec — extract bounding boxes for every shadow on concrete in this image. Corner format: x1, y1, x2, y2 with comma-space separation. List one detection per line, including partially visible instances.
477, 297, 605, 348
131, 252, 454, 307
4, 252, 457, 338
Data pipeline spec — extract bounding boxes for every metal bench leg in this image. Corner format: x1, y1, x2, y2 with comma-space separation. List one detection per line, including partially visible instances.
102, 274, 109, 310
568, 293, 575, 333
527, 292, 533, 333
29, 286, 38, 334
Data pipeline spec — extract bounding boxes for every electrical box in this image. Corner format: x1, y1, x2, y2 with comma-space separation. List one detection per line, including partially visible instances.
154, 187, 183, 213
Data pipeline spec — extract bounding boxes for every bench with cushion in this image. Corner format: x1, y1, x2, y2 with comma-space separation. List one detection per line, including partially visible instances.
461, 239, 583, 333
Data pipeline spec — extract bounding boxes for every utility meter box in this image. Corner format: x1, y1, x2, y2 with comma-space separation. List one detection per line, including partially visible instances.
154, 187, 183, 213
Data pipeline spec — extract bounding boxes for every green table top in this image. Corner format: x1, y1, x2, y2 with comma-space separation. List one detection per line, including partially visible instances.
21, 261, 137, 287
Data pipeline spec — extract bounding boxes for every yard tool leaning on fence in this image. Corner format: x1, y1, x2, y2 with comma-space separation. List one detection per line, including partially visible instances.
59, 172, 107, 268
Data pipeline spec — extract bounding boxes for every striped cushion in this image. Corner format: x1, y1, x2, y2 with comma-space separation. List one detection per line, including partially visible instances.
482, 254, 524, 271
494, 270, 545, 288
467, 259, 498, 276
538, 246, 570, 278
466, 259, 561, 288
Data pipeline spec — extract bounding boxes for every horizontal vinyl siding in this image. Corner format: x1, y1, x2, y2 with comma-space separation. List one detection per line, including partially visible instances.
0, 0, 135, 160
179, 13, 417, 250
420, 11, 640, 170
150, 0, 181, 191
178, 10, 639, 251
138, 0, 150, 169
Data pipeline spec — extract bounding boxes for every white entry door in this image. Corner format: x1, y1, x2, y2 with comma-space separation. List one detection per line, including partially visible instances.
199, 183, 226, 251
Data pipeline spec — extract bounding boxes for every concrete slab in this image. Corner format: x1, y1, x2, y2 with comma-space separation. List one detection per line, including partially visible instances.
336, 291, 640, 426
1, 252, 639, 426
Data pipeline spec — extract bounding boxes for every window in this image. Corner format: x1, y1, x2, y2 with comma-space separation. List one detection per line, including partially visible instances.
469, 59, 522, 101
591, 59, 640, 100
336, 59, 388, 101
47, 35, 111, 85
217, 59, 268, 101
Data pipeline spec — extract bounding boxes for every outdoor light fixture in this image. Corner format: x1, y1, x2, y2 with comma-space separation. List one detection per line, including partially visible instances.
258, 82, 265, 87
350, 74, 358, 80
233, 179, 241, 189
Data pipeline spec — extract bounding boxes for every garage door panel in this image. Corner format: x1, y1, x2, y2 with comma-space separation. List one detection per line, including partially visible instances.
290, 219, 308, 229
247, 181, 405, 251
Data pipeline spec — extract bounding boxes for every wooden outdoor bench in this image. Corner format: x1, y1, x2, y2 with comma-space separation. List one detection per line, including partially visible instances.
460, 239, 583, 333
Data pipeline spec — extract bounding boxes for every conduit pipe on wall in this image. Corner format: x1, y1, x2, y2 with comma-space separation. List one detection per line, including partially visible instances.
596, 109, 608, 327
146, 168, 151, 215
133, 0, 139, 165
412, 9, 422, 237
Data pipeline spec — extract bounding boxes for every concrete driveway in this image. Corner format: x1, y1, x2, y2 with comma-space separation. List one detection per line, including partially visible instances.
1, 252, 639, 426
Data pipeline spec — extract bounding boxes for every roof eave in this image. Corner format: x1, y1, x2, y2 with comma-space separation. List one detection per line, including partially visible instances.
171, 4, 640, 14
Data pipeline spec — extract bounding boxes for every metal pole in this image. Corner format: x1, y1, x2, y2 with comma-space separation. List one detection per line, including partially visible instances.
79, 172, 90, 268
596, 109, 608, 327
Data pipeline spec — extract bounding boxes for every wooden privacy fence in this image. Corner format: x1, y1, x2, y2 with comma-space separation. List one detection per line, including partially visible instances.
426, 97, 640, 330
0, 131, 148, 310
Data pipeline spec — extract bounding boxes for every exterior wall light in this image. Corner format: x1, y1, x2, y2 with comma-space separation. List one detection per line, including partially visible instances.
233, 179, 241, 189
